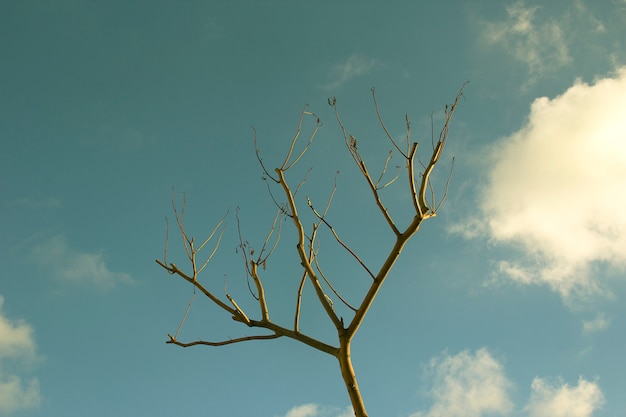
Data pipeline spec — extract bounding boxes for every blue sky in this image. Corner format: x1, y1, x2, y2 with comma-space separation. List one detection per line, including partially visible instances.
1, 1, 626, 416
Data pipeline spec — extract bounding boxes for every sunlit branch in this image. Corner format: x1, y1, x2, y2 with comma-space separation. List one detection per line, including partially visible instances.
418, 83, 466, 215
250, 261, 270, 322
406, 142, 425, 216
156, 259, 237, 317
226, 293, 251, 325
197, 209, 229, 274
294, 223, 318, 333
276, 168, 343, 331
374, 150, 400, 190
281, 109, 321, 171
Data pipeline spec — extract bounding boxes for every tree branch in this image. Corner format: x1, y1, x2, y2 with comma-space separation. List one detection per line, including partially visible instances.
307, 196, 375, 280
276, 168, 344, 331
167, 333, 281, 347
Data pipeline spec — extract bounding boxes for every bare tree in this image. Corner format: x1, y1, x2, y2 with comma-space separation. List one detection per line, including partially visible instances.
156, 84, 467, 417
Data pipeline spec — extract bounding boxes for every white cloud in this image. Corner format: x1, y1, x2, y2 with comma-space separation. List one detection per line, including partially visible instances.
412, 349, 604, 417
280, 404, 353, 417
320, 54, 378, 90
0, 295, 41, 414
0, 376, 41, 415
284, 404, 318, 417
581, 313, 610, 335
455, 67, 626, 305
31, 234, 133, 291
524, 377, 604, 417
0, 301, 37, 361
410, 348, 514, 417
481, 1, 570, 85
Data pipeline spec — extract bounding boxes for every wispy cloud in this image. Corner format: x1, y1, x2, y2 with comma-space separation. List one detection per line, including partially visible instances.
6, 197, 61, 210
279, 403, 353, 417
452, 67, 626, 306
481, 1, 570, 86
410, 349, 514, 417
31, 234, 133, 291
411, 349, 603, 417
319, 54, 378, 90
581, 313, 610, 336
0, 295, 41, 414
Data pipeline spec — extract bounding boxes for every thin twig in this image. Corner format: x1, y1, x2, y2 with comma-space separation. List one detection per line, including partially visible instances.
313, 255, 358, 312
174, 292, 196, 339
331, 99, 400, 236
371, 87, 408, 158
281, 109, 320, 171
253, 127, 279, 183
197, 209, 229, 274
307, 197, 375, 280
434, 156, 455, 213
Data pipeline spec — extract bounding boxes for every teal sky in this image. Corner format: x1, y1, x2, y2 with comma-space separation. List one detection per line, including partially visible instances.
2, 1, 626, 416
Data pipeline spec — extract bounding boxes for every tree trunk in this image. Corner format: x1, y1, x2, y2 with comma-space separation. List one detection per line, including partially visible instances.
338, 337, 367, 417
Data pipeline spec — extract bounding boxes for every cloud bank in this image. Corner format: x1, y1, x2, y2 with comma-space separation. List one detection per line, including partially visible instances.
0, 295, 41, 414
454, 67, 626, 305
32, 234, 133, 291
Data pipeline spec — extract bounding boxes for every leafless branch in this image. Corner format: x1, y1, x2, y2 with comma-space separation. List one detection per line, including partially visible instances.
371, 87, 409, 158
330, 99, 401, 236
276, 168, 343, 331
256, 208, 285, 266
374, 150, 400, 190
173, 292, 195, 339
281, 109, 321, 171
307, 197, 375, 280
294, 269, 307, 332
294, 223, 318, 333
417, 82, 467, 215
254, 127, 279, 183
434, 156, 455, 213
197, 210, 229, 274
313, 255, 358, 312
167, 332, 281, 347
226, 293, 251, 325
163, 217, 169, 266
250, 261, 270, 322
